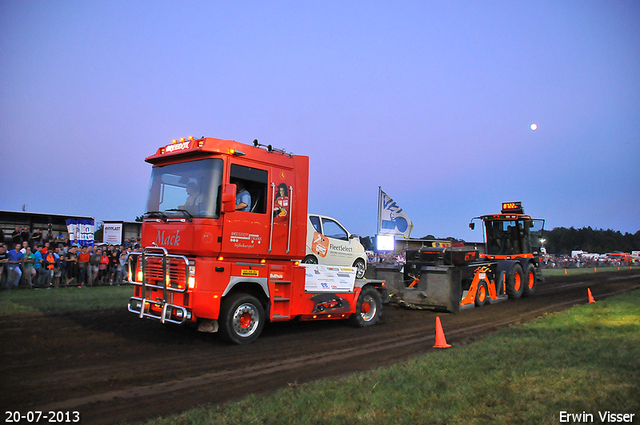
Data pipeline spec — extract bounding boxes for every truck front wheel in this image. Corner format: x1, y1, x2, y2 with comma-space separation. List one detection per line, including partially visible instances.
219, 293, 265, 344
348, 286, 382, 327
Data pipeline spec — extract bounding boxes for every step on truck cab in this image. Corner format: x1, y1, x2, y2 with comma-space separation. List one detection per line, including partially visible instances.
127, 137, 386, 344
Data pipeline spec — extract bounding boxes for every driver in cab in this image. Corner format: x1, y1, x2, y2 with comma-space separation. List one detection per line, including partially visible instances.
234, 180, 251, 211
179, 182, 202, 213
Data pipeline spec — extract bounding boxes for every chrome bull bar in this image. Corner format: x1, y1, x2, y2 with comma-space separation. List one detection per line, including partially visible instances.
127, 247, 191, 325
128, 296, 191, 325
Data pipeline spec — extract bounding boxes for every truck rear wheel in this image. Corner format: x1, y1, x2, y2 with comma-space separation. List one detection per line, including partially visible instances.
506, 264, 525, 299
522, 264, 537, 296
348, 286, 382, 327
219, 293, 265, 344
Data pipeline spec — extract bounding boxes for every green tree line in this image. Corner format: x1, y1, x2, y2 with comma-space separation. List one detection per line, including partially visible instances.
544, 227, 640, 255
359, 228, 639, 256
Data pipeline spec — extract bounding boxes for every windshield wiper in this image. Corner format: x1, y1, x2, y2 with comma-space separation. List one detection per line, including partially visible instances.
166, 209, 193, 222
144, 211, 167, 221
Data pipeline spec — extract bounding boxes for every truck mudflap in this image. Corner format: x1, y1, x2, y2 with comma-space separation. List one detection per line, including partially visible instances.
128, 296, 191, 325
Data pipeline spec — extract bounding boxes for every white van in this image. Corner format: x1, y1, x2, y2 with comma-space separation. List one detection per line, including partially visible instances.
303, 214, 367, 279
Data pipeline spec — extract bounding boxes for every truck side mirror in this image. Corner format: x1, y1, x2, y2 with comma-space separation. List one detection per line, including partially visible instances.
469, 223, 475, 230
222, 184, 237, 213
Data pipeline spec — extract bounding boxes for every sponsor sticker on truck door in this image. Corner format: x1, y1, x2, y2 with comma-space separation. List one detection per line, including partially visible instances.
302, 264, 356, 292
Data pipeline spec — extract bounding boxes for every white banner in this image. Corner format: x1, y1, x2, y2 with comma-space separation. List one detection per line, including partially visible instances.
303, 264, 356, 293
378, 189, 413, 238
103, 223, 123, 244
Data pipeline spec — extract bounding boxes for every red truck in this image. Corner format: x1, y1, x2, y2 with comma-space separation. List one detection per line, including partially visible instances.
127, 137, 386, 344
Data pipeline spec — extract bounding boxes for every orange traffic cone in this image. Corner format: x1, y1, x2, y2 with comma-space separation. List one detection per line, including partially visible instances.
433, 316, 451, 349
564, 269, 567, 275
588, 288, 596, 304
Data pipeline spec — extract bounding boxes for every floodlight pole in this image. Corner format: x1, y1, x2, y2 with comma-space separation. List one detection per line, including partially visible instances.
377, 186, 382, 235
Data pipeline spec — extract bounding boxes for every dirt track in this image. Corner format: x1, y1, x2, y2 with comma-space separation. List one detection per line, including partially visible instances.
1, 269, 639, 424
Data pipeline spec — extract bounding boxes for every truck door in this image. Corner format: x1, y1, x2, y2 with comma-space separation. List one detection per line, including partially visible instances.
221, 164, 270, 257
222, 163, 299, 259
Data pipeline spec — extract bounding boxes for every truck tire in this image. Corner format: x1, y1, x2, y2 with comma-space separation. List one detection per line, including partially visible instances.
475, 281, 488, 307
353, 259, 366, 279
522, 263, 537, 296
506, 264, 525, 299
219, 293, 265, 344
348, 286, 382, 327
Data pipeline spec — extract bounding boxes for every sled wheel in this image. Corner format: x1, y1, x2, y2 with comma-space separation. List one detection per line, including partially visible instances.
522, 263, 537, 296
219, 293, 265, 344
475, 281, 488, 307
506, 264, 525, 299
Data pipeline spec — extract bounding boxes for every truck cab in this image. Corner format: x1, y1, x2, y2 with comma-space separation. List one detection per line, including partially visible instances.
127, 137, 386, 344
304, 214, 367, 279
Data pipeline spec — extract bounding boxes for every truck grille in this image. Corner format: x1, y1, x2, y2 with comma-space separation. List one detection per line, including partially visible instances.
128, 248, 189, 293
145, 256, 188, 290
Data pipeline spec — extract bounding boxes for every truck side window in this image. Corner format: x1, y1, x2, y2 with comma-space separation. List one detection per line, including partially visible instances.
230, 164, 267, 214
321, 218, 348, 241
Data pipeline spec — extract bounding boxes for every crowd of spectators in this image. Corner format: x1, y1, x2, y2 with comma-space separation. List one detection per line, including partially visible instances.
367, 251, 406, 266
541, 255, 636, 269
365, 249, 636, 271
0, 226, 142, 290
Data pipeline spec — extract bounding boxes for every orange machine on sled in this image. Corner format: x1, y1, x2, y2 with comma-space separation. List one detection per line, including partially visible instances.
400, 202, 545, 312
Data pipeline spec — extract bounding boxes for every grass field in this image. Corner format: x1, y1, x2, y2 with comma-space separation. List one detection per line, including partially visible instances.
135, 290, 640, 425
0, 285, 132, 315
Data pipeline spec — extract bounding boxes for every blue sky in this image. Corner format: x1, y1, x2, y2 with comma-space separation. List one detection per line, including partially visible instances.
1, 1, 638, 241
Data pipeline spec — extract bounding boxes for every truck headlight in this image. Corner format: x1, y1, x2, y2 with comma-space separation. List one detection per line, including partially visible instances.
188, 263, 196, 289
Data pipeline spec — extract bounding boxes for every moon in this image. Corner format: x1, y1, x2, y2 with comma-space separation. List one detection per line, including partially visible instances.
530, 123, 538, 131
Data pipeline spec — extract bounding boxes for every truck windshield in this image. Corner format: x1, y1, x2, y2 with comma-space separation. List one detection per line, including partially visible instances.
485, 220, 530, 255
145, 158, 223, 219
